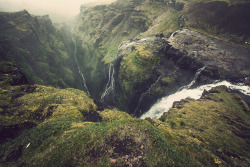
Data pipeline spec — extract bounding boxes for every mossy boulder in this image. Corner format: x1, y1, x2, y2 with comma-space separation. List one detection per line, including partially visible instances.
107, 36, 197, 116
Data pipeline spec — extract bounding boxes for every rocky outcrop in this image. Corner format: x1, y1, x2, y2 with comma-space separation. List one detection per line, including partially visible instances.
75, 0, 185, 97
103, 36, 195, 116
103, 28, 250, 117
168, 29, 250, 85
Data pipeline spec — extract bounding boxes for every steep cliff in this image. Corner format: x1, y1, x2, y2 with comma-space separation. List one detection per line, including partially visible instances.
75, 0, 184, 97
0, 10, 85, 90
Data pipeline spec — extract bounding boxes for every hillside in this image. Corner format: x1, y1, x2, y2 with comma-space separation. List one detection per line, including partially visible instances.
0, 10, 86, 91
0, 60, 249, 166
75, 0, 250, 100
0, 0, 250, 166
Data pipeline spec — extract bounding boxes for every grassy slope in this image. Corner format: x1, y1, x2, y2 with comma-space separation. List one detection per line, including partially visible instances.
0, 62, 194, 167
151, 86, 250, 166
1, 60, 250, 166
182, 0, 250, 46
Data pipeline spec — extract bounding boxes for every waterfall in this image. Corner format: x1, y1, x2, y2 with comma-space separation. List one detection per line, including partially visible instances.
140, 81, 250, 120
185, 66, 206, 89
134, 74, 162, 115
71, 30, 90, 96
101, 63, 115, 100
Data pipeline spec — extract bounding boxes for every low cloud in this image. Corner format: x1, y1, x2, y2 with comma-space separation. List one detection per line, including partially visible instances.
0, 0, 116, 22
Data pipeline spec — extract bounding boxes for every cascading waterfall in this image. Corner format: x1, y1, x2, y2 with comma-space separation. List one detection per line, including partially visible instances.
184, 66, 206, 89
141, 80, 250, 120
71, 30, 90, 96
101, 63, 115, 100
141, 66, 250, 119
134, 74, 162, 115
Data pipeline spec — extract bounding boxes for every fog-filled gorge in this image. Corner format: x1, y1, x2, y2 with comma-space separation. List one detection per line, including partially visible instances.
0, 0, 116, 21
1, 0, 250, 166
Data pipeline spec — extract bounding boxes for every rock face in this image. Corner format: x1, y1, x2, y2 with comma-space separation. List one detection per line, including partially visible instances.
102, 28, 250, 117
0, 10, 84, 90
168, 29, 250, 85
75, 0, 182, 97
103, 36, 193, 116
75, 0, 250, 107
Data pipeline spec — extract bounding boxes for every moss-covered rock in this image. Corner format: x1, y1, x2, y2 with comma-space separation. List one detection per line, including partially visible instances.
75, 0, 182, 97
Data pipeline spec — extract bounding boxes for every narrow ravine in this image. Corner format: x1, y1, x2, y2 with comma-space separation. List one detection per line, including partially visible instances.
141, 81, 250, 120
71, 29, 90, 96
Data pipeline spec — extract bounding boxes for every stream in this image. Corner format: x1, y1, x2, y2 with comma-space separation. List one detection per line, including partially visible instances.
141, 80, 250, 120
71, 30, 90, 96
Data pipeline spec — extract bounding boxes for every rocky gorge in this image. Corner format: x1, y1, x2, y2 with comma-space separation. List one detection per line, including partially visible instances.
1, 0, 250, 166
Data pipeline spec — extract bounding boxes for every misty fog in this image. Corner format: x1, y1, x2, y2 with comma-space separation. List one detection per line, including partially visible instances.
0, 0, 116, 22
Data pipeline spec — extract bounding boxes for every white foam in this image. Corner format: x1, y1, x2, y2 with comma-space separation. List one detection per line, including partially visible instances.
140, 81, 250, 120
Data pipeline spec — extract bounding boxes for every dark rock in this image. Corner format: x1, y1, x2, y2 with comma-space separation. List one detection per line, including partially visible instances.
5, 145, 23, 162
172, 99, 190, 109
83, 111, 102, 122
201, 89, 209, 97
0, 122, 37, 144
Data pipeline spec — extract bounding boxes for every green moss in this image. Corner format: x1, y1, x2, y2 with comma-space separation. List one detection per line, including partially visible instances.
119, 44, 161, 96
99, 109, 132, 122
161, 77, 175, 85
156, 86, 250, 166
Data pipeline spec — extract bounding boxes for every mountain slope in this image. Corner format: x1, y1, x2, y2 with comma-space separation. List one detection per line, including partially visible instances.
0, 10, 84, 90
75, 0, 184, 97
0, 61, 249, 166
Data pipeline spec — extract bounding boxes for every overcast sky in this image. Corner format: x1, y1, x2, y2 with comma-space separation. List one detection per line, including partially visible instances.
0, 0, 115, 21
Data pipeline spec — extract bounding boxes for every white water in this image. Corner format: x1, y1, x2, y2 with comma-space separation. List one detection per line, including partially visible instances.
140, 81, 250, 120
134, 74, 162, 114
101, 63, 115, 100
184, 66, 206, 89
71, 32, 90, 96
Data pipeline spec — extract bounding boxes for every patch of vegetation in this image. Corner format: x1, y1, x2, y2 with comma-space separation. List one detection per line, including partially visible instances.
1, 62, 250, 166
161, 77, 175, 85
0, 64, 195, 166
154, 86, 250, 166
